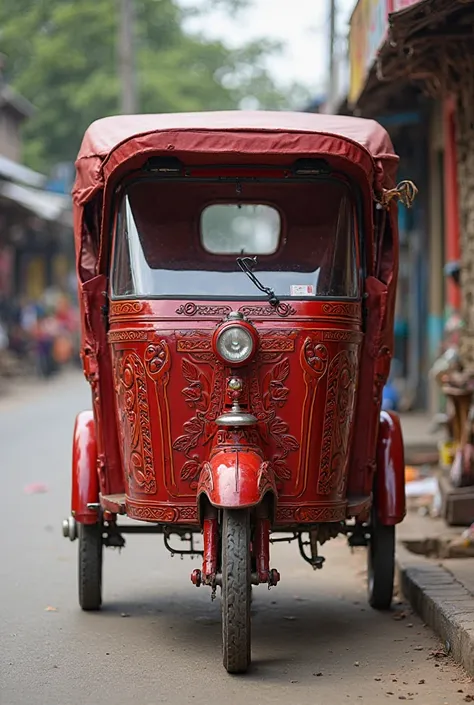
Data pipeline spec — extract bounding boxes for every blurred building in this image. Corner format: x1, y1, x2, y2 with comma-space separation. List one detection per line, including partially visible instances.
0, 74, 73, 323
335, 0, 474, 413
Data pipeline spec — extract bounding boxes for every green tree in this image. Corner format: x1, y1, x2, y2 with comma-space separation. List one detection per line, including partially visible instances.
0, 0, 305, 172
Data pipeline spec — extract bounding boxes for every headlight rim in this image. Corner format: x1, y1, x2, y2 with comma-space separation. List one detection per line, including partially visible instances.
212, 320, 259, 367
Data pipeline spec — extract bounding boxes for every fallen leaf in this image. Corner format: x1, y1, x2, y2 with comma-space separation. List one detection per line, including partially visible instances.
428, 649, 447, 659
393, 611, 409, 621
44, 606, 57, 612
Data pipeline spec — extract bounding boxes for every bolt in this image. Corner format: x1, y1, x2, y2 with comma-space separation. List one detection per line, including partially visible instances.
190, 569, 202, 587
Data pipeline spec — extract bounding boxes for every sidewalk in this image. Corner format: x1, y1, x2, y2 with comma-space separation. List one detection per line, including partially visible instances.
400, 411, 440, 465
395, 415, 474, 676
396, 508, 474, 677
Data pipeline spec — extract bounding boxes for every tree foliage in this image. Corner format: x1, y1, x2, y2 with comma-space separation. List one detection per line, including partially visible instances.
0, 0, 304, 171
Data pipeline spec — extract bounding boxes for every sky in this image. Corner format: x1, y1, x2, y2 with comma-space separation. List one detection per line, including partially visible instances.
181, 0, 358, 96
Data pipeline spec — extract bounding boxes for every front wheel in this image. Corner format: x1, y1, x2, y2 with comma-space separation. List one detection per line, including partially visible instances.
78, 522, 103, 611
367, 506, 395, 610
221, 509, 251, 674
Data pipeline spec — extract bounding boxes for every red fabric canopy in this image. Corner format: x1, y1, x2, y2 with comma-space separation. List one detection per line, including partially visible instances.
73, 111, 398, 206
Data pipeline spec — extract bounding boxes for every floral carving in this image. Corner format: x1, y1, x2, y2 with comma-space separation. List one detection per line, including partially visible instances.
117, 352, 156, 494
108, 329, 149, 343
216, 428, 260, 446
177, 337, 212, 352
322, 330, 363, 344
110, 301, 143, 317
238, 303, 296, 318
248, 356, 299, 484
263, 359, 290, 408
176, 303, 232, 317
173, 358, 224, 486
126, 503, 177, 522
260, 330, 297, 352
144, 340, 170, 380
302, 339, 329, 377
126, 503, 198, 524
321, 302, 360, 318
275, 504, 346, 523
176, 505, 199, 522
318, 349, 358, 496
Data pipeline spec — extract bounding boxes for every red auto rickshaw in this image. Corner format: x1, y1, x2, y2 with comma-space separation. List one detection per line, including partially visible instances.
63, 111, 415, 673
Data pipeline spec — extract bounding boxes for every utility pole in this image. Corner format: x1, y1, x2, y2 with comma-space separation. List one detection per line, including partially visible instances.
119, 0, 137, 114
327, 0, 337, 112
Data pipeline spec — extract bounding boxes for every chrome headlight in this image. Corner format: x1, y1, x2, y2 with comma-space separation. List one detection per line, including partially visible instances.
216, 325, 254, 364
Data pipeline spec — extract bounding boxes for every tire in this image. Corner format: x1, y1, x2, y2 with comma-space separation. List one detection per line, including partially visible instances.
78, 522, 103, 611
367, 506, 395, 610
221, 509, 251, 674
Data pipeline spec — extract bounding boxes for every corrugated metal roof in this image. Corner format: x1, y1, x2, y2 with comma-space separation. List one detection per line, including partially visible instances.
0, 181, 71, 222
0, 154, 46, 188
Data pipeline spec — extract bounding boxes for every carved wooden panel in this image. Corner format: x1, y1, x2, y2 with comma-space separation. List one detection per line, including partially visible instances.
116, 352, 156, 494
249, 350, 300, 485
172, 354, 225, 488
317, 349, 358, 495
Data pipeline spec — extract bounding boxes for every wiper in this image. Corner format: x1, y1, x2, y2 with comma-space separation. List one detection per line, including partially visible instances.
236, 256, 280, 308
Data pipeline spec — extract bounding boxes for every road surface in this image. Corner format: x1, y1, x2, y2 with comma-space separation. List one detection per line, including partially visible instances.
1, 372, 472, 705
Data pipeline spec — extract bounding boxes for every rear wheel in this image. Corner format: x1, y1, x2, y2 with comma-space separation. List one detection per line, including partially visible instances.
367, 506, 395, 610
221, 509, 251, 673
78, 522, 103, 611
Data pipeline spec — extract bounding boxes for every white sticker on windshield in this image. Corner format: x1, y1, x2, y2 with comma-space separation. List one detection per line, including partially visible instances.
290, 285, 314, 296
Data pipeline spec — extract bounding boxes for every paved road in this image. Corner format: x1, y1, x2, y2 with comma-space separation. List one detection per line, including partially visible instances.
1, 373, 472, 705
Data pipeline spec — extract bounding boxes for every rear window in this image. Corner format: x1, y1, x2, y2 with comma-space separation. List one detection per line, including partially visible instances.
111, 178, 359, 300
201, 204, 281, 255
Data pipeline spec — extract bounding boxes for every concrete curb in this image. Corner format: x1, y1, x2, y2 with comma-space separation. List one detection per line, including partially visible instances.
396, 543, 474, 676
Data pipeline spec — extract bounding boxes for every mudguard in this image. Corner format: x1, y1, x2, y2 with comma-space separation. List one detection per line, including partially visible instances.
71, 410, 99, 524
197, 450, 277, 511
375, 410, 406, 525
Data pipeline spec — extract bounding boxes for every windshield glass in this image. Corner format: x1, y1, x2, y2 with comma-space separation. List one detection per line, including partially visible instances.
111, 178, 359, 299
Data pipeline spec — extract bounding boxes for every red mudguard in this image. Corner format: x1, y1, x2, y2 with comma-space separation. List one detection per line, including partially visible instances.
197, 450, 277, 510
71, 410, 99, 524
375, 410, 406, 525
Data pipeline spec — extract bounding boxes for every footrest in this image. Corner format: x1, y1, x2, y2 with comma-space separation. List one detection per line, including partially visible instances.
100, 493, 126, 514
